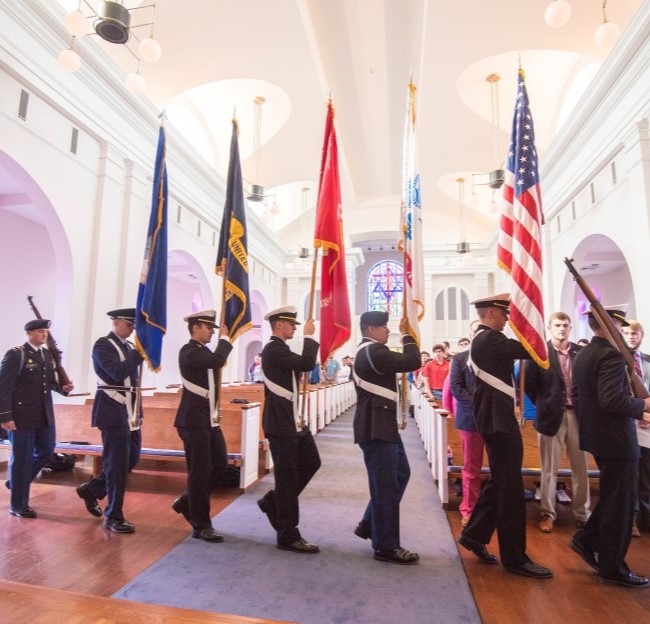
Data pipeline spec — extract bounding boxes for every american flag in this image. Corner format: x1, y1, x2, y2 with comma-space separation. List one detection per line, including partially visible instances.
399, 82, 424, 347
497, 68, 548, 369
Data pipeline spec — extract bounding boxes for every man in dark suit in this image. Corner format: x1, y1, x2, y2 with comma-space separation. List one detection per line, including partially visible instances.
76, 308, 143, 533
171, 309, 233, 543
458, 294, 553, 579
622, 320, 650, 535
352, 310, 421, 565
257, 306, 321, 553
525, 311, 590, 533
0, 319, 74, 517
571, 306, 650, 587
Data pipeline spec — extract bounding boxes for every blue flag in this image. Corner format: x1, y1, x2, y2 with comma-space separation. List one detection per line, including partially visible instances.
216, 119, 251, 342
135, 124, 168, 371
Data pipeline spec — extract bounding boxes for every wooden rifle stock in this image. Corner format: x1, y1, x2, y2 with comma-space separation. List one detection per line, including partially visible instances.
564, 258, 649, 399
26, 295, 73, 388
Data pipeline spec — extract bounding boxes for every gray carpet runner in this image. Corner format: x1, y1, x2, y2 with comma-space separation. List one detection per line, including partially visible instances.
113, 408, 480, 623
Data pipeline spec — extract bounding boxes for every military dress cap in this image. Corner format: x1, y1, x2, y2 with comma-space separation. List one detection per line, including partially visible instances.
471, 293, 510, 310
183, 309, 218, 327
24, 318, 51, 331
583, 304, 630, 327
107, 308, 136, 321
264, 305, 301, 324
360, 310, 389, 327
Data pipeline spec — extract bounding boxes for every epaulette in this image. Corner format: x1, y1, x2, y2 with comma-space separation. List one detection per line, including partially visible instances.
11, 345, 22, 351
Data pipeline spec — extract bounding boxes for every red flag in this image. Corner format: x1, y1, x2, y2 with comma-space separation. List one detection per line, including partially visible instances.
497, 68, 548, 369
313, 100, 351, 362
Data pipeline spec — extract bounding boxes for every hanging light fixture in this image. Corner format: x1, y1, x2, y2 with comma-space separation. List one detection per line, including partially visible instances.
456, 178, 470, 254
58, 1, 162, 94
469, 73, 504, 209
248, 96, 266, 201
298, 186, 310, 259
544, 0, 571, 28
594, 1, 620, 48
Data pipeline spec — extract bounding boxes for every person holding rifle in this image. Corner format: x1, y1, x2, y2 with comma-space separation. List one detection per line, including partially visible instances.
76, 308, 143, 533
570, 305, 650, 587
0, 318, 74, 517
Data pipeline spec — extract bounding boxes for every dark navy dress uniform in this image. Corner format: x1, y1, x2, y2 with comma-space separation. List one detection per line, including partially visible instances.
85, 331, 143, 521
573, 336, 645, 580
460, 322, 533, 568
0, 342, 64, 512
259, 333, 320, 547
173, 337, 233, 532
352, 330, 420, 552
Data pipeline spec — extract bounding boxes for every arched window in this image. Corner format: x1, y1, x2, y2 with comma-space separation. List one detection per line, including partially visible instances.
366, 260, 403, 316
435, 287, 470, 321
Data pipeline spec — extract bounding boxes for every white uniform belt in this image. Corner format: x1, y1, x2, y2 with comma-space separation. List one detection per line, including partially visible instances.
101, 389, 129, 404
181, 376, 209, 398
468, 330, 516, 399
353, 341, 399, 402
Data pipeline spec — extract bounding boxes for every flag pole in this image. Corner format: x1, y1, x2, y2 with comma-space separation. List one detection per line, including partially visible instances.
300, 247, 320, 425
214, 256, 228, 425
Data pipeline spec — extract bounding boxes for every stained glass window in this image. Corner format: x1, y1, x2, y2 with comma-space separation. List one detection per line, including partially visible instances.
366, 260, 403, 316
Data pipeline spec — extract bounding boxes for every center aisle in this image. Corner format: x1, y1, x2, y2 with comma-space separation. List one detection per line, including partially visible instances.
114, 407, 480, 624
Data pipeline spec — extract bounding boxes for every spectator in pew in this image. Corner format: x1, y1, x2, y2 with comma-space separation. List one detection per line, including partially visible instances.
570, 306, 650, 587
449, 319, 484, 528
458, 294, 553, 579
352, 311, 421, 565
248, 353, 263, 383
322, 355, 340, 384
76, 308, 143, 533
257, 306, 321, 554
422, 344, 449, 402
0, 319, 74, 518
524, 311, 590, 534
621, 320, 650, 536
171, 309, 233, 543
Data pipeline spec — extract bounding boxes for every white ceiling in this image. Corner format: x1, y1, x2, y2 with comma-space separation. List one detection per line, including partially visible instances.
5, 0, 645, 253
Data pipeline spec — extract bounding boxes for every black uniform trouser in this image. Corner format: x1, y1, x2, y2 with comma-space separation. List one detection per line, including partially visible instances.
461, 431, 527, 568
265, 431, 321, 545
176, 426, 228, 531
636, 446, 650, 528
580, 455, 637, 579
87, 427, 141, 520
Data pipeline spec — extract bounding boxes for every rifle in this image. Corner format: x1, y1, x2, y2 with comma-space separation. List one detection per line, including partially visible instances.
564, 257, 649, 399
26, 295, 73, 388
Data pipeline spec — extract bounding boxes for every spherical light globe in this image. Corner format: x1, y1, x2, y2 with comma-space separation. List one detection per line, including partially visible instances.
544, 0, 571, 28
126, 72, 146, 94
139, 38, 162, 63
594, 20, 620, 47
269, 201, 280, 215
58, 48, 81, 72
64, 10, 89, 37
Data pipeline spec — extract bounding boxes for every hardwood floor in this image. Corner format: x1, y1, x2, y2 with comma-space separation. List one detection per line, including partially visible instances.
2, 452, 650, 623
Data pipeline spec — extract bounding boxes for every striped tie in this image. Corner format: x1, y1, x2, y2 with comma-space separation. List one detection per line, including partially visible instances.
634, 352, 643, 380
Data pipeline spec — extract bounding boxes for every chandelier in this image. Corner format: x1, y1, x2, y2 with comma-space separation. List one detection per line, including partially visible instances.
544, 1, 621, 48
58, 1, 162, 94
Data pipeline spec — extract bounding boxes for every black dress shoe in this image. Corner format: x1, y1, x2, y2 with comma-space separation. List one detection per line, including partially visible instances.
171, 497, 191, 523
192, 527, 224, 543
103, 517, 135, 533
458, 534, 498, 564
354, 521, 371, 540
600, 572, 650, 588
569, 536, 599, 571
277, 538, 320, 554
374, 548, 419, 565
9, 507, 37, 518
76, 483, 102, 518
505, 560, 553, 579
257, 496, 279, 530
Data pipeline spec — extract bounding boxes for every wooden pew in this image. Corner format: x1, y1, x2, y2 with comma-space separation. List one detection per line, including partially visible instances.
0, 402, 262, 490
